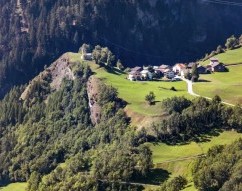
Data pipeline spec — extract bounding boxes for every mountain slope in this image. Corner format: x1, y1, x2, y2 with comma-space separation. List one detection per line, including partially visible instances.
1, 0, 242, 97
0, 53, 154, 190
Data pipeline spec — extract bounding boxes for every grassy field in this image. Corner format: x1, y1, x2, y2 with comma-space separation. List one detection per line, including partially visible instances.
149, 131, 242, 164
0, 183, 27, 191
147, 131, 242, 190
193, 65, 242, 104
69, 52, 190, 118
200, 47, 242, 65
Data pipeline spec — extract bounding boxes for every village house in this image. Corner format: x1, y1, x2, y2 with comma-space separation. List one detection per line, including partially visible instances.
187, 62, 207, 74
128, 67, 143, 81
210, 62, 226, 72
187, 62, 196, 69
81, 53, 93, 61
210, 57, 219, 66
208, 58, 226, 72
141, 69, 153, 80
197, 65, 207, 74
132, 66, 143, 72
128, 70, 141, 81
173, 63, 186, 74
165, 70, 175, 79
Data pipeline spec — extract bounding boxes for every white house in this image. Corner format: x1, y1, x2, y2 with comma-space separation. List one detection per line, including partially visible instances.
209, 57, 219, 66
128, 70, 141, 81
81, 53, 93, 61
173, 63, 186, 74
141, 70, 153, 80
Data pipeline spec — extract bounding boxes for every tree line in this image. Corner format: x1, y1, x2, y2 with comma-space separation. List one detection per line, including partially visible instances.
149, 96, 242, 144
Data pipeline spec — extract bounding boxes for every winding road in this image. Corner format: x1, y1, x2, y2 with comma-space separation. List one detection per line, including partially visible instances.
180, 77, 235, 107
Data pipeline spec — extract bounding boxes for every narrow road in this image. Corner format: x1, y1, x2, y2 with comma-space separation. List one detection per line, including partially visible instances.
179, 77, 235, 107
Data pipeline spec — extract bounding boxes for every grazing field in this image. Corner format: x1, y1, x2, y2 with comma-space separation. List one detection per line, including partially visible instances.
193, 65, 242, 104
69, 52, 190, 117
200, 47, 242, 66
0, 183, 27, 191
150, 131, 242, 164
148, 131, 242, 191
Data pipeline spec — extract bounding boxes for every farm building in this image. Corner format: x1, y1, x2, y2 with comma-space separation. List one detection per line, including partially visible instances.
81, 53, 93, 61
141, 70, 153, 80
210, 62, 226, 72
165, 70, 175, 79
173, 63, 186, 74
197, 65, 207, 74
187, 62, 196, 69
210, 57, 219, 66
128, 70, 141, 81
132, 66, 143, 72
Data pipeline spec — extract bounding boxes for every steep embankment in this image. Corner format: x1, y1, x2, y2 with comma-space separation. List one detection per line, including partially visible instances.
86, 76, 101, 125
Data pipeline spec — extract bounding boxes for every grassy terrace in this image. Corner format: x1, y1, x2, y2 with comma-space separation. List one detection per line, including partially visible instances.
69, 52, 190, 117
148, 131, 242, 191
200, 47, 242, 65
149, 131, 242, 164
193, 64, 242, 104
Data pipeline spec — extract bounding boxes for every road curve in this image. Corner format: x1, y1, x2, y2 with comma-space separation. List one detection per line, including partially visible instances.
179, 77, 235, 107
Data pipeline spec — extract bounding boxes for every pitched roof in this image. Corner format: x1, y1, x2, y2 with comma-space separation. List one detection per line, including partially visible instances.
129, 70, 140, 75
131, 66, 142, 71
197, 65, 206, 69
211, 62, 222, 68
174, 63, 186, 69
141, 70, 149, 74
159, 65, 169, 69
188, 62, 196, 68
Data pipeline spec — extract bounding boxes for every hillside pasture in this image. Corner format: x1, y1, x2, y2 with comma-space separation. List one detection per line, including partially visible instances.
200, 47, 242, 66
193, 65, 242, 104
0, 183, 27, 191
69, 52, 190, 118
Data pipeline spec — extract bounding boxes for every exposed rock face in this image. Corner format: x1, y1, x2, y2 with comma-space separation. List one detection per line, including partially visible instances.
86, 76, 101, 125
20, 53, 74, 101
48, 55, 75, 90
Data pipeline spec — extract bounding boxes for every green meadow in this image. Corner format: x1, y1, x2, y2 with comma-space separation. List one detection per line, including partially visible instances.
149, 131, 242, 191
193, 65, 242, 104
0, 183, 27, 191
149, 131, 242, 164
69, 52, 190, 117
200, 47, 242, 65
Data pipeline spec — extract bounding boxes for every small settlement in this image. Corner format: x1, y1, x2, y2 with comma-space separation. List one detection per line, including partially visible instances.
79, 52, 226, 82
127, 57, 226, 81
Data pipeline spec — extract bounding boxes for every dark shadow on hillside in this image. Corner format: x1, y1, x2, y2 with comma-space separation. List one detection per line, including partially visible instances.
132, 169, 170, 185
103, 65, 126, 75
197, 79, 211, 83
153, 101, 161, 104
158, 86, 185, 92
149, 128, 225, 147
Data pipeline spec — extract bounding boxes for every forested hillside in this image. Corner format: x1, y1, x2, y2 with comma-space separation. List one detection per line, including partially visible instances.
193, 139, 242, 191
1, 0, 242, 97
0, 58, 152, 190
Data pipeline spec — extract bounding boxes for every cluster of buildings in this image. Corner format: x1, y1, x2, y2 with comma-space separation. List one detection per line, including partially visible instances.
128, 65, 175, 81
128, 58, 226, 81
